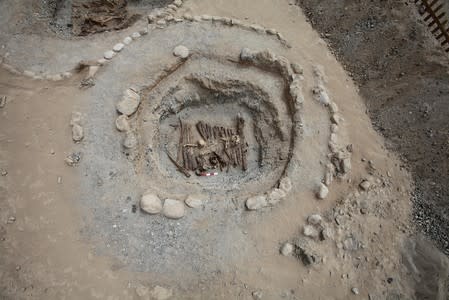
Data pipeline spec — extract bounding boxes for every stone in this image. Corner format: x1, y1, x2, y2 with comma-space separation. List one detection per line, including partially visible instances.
173, 45, 189, 58
252, 290, 263, 300
87, 65, 99, 78
156, 19, 167, 26
303, 225, 319, 238
240, 48, 254, 62
113, 43, 124, 52
250, 24, 265, 33
97, 58, 107, 65
329, 102, 339, 113
65, 152, 81, 166
359, 180, 371, 191
351, 287, 359, 295
131, 32, 141, 39
0, 96, 7, 108
291, 62, 303, 74
280, 242, 294, 256
135, 284, 149, 297
163, 199, 185, 219
245, 195, 268, 210
267, 188, 286, 205
342, 157, 351, 174
321, 226, 334, 240
307, 214, 322, 225
185, 194, 204, 208
343, 237, 358, 251
174, 0, 182, 7
312, 85, 330, 105
151, 286, 172, 300
266, 28, 277, 35
279, 177, 292, 193
115, 115, 130, 132
201, 15, 212, 21
331, 124, 339, 133
140, 194, 162, 214
331, 113, 343, 125
140, 28, 148, 36
116, 88, 141, 116
324, 163, 335, 186
316, 183, 329, 199
104, 50, 115, 60
70, 111, 82, 126
148, 14, 157, 23
123, 132, 138, 149
72, 124, 84, 142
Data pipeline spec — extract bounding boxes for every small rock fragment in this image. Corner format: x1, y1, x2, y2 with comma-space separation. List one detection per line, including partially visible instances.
280, 242, 294, 256
115, 115, 130, 132
72, 124, 84, 142
316, 183, 329, 199
65, 152, 81, 166
303, 225, 319, 238
150, 285, 172, 300
135, 284, 149, 297
7, 216, 16, 224
123, 36, 132, 44
1, 170, 7, 176
245, 195, 268, 210
359, 180, 371, 191
351, 287, 359, 295
163, 199, 185, 219
113, 43, 124, 52
279, 177, 292, 193
252, 290, 263, 300
320, 226, 334, 240
0, 96, 7, 108
174, 0, 182, 7
140, 194, 162, 214
267, 188, 286, 205
342, 158, 351, 174
185, 194, 204, 208
57, 176, 62, 184
307, 214, 322, 225
104, 50, 115, 60
123, 132, 138, 149
331, 113, 343, 125
291, 63, 303, 74
131, 32, 141, 39
173, 45, 189, 58
116, 88, 141, 116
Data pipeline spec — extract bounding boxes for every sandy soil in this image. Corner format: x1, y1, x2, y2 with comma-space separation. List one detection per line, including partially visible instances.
0, 0, 448, 299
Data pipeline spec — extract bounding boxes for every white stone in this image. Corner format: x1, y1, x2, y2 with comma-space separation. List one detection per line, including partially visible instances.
266, 28, 277, 35
123, 132, 138, 149
307, 214, 322, 225
250, 24, 265, 33
331, 113, 343, 125
329, 102, 339, 113
303, 225, 319, 238
321, 226, 334, 240
156, 19, 167, 26
312, 85, 330, 105
72, 124, 84, 142
174, 0, 182, 7
131, 32, 141, 39
115, 115, 130, 132
291, 62, 303, 74
163, 199, 185, 219
151, 286, 172, 300
351, 287, 359, 295
116, 88, 141, 116
173, 45, 189, 58
342, 157, 351, 173
245, 195, 267, 210
267, 188, 286, 205
185, 195, 204, 208
316, 183, 329, 199
113, 43, 124, 52
280, 242, 294, 256
279, 177, 292, 193
70, 111, 82, 126
104, 50, 115, 60
140, 194, 162, 214
359, 180, 371, 191
201, 15, 212, 20
97, 58, 107, 65
135, 284, 149, 298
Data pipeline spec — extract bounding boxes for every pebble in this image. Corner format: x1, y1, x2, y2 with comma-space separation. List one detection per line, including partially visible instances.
104, 50, 115, 60
135, 284, 149, 297
156, 19, 167, 26
115, 115, 130, 132
185, 194, 204, 208
267, 188, 286, 205
316, 183, 329, 199
321, 226, 334, 240
113, 43, 124, 52
173, 45, 189, 58
140, 194, 162, 214
123, 36, 132, 45
97, 58, 107, 65
307, 214, 322, 225
162, 199, 185, 219
359, 180, 371, 191
87, 65, 99, 78
331, 113, 342, 125
303, 225, 319, 238
351, 287, 359, 295
57, 176, 62, 184
123, 132, 138, 149
7, 216, 16, 224
329, 102, 339, 113
252, 290, 263, 300
1, 170, 7, 176
245, 195, 268, 210
116, 88, 141, 116
342, 158, 351, 173
71, 124, 84, 142
280, 242, 294, 256
279, 177, 292, 193
0, 96, 7, 108
131, 32, 141, 39
65, 152, 81, 166
174, 0, 182, 7
150, 286, 172, 300
291, 63, 303, 75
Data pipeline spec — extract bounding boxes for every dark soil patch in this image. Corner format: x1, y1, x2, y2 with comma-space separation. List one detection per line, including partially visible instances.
295, 0, 449, 254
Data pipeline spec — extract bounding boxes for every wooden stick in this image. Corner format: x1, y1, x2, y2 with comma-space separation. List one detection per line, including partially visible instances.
177, 119, 184, 164
166, 150, 191, 177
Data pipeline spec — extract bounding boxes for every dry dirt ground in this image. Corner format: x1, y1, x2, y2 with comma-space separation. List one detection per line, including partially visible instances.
0, 0, 449, 299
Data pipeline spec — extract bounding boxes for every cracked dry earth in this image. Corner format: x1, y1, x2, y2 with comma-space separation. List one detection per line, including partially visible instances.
0, 0, 448, 299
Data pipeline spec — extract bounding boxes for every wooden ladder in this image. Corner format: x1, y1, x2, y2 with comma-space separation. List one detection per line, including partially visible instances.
415, 0, 449, 52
